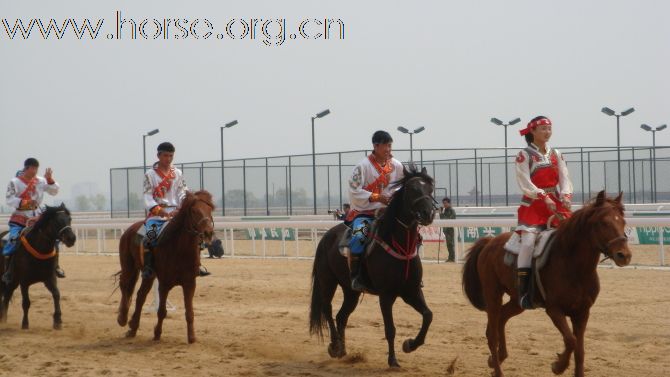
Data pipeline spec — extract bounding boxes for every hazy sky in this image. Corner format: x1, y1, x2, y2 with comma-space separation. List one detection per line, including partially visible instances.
1, 0, 669, 205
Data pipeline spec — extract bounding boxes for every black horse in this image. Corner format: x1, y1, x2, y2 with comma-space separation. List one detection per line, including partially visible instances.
309, 165, 437, 367
0, 204, 76, 329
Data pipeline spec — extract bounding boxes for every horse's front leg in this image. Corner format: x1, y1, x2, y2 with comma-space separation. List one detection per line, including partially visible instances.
153, 283, 171, 341
379, 294, 399, 368
126, 275, 154, 338
400, 288, 432, 353
182, 281, 196, 343
44, 277, 62, 330
20, 284, 30, 330
546, 307, 576, 375
570, 311, 590, 377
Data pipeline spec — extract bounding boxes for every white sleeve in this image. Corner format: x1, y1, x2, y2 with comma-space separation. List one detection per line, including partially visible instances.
348, 163, 372, 208
515, 150, 545, 199
143, 173, 159, 210
6, 180, 21, 209
44, 178, 59, 196
556, 150, 573, 200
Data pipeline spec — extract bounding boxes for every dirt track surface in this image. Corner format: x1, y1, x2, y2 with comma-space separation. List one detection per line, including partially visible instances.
0, 255, 668, 376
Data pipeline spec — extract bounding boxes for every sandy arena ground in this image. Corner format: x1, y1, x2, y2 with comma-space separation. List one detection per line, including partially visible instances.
0, 254, 668, 377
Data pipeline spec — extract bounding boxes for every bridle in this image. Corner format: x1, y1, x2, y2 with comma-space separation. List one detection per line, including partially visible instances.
405, 177, 438, 225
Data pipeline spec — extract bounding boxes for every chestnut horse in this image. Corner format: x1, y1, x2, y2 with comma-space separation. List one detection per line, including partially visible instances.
116, 190, 214, 343
0, 204, 77, 330
309, 166, 437, 367
462, 191, 632, 377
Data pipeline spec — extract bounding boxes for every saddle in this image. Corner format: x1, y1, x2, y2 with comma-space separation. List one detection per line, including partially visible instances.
503, 229, 558, 308
135, 220, 169, 248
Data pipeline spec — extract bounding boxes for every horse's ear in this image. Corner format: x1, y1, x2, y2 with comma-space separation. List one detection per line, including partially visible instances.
403, 164, 409, 176
595, 190, 606, 206
615, 191, 624, 203
59, 202, 65, 209
421, 167, 428, 175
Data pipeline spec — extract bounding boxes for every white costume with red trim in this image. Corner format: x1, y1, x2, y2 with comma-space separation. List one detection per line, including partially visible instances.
143, 166, 188, 220
515, 143, 573, 232
348, 155, 404, 215
5, 175, 59, 225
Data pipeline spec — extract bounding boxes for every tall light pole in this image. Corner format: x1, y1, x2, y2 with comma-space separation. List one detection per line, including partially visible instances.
397, 126, 426, 163
641, 123, 667, 202
490, 117, 521, 206
220, 120, 239, 216
311, 109, 330, 215
142, 129, 160, 173
602, 106, 635, 193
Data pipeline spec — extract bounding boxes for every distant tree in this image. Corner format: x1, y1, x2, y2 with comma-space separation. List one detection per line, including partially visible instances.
91, 193, 106, 211
75, 195, 91, 211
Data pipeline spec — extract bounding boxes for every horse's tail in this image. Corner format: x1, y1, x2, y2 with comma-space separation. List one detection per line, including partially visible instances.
309, 233, 331, 340
462, 237, 491, 311
116, 222, 142, 326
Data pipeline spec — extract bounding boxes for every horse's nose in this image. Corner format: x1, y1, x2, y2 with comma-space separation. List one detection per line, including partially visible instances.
616, 251, 625, 260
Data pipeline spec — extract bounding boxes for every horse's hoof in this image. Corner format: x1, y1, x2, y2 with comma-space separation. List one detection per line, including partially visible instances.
388, 357, 401, 368
551, 359, 568, 375
327, 342, 346, 358
21, 324, 29, 330
488, 355, 496, 368
125, 329, 136, 338
188, 336, 196, 344
327, 343, 338, 358
117, 315, 128, 327
53, 322, 62, 330
402, 339, 414, 353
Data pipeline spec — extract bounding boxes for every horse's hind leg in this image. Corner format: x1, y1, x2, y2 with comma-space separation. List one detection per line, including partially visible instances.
315, 277, 339, 358
181, 281, 196, 344
0, 281, 18, 323
153, 283, 170, 342
334, 287, 361, 358
379, 294, 400, 368
484, 290, 504, 377
496, 300, 524, 364
546, 307, 576, 375
117, 268, 139, 326
126, 276, 154, 338
20, 284, 30, 330
44, 278, 62, 330
400, 288, 433, 354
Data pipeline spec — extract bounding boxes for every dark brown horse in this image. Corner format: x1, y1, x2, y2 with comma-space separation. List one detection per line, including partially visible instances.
116, 190, 214, 343
309, 166, 437, 368
462, 191, 632, 377
0, 204, 77, 330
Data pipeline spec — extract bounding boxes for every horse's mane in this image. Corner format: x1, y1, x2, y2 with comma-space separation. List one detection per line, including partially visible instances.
552, 194, 624, 254
32, 203, 69, 232
158, 190, 214, 245
375, 164, 434, 239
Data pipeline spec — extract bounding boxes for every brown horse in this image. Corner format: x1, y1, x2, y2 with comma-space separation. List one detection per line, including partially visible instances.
462, 191, 632, 377
309, 166, 437, 368
0, 204, 77, 330
116, 190, 214, 343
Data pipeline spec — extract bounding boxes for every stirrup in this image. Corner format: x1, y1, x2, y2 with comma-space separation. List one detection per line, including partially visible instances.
198, 266, 211, 277
519, 295, 534, 310
141, 266, 154, 279
351, 277, 368, 292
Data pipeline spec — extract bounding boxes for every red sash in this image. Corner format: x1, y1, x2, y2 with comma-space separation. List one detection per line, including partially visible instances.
152, 168, 176, 199
17, 176, 38, 210
363, 155, 394, 194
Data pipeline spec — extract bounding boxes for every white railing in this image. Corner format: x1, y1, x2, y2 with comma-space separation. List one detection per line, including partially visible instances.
2, 218, 667, 267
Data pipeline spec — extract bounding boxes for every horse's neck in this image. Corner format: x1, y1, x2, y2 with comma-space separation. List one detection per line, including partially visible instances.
26, 227, 56, 252
551, 231, 601, 274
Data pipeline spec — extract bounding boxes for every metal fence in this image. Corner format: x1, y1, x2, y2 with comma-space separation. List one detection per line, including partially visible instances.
110, 146, 670, 217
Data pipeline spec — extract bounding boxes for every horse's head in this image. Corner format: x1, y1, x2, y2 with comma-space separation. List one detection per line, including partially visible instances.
36, 203, 76, 247
183, 191, 216, 246
590, 191, 632, 267
395, 165, 437, 226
